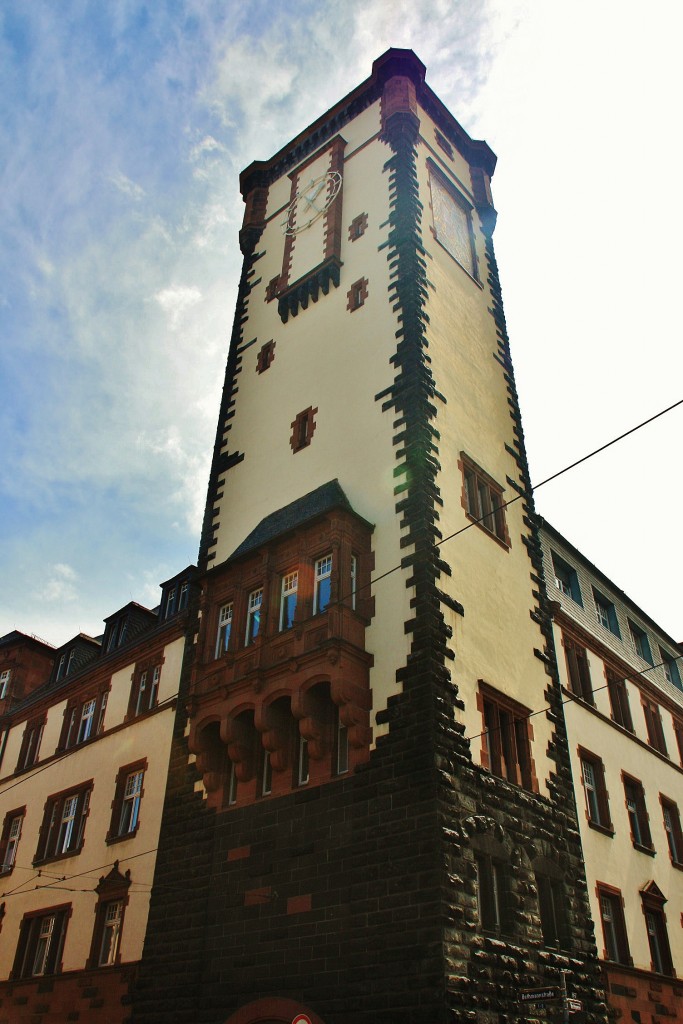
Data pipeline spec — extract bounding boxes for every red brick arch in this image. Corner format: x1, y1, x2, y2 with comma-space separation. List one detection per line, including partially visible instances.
224, 997, 325, 1024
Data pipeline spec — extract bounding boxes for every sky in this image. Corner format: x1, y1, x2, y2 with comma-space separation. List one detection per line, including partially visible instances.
1, 0, 681, 648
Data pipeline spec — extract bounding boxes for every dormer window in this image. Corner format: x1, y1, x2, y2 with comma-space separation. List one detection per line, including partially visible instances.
0, 669, 11, 700
106, 617, 128, 652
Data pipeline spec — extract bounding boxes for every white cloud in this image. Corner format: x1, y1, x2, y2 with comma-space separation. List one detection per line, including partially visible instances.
154, 284, 203, 327
41, 563, 79, 604
109, 170, 146, 201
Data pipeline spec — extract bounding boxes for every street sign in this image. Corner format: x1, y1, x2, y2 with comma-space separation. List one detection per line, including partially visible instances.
567, 999, 583, 1012
292, 1016, 312, 1024
520, 988, 560, 1002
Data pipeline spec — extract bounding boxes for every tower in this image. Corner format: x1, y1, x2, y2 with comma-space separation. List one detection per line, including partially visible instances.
134, 50, 609, 1024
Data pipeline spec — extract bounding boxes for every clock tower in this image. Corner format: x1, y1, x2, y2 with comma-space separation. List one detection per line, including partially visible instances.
134, 50, 608, 1024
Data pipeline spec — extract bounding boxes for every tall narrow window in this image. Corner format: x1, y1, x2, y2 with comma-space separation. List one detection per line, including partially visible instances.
0, 669, 11, 699
475, 854, 509, 935
623, 776, 652, 850
16, 716, 44, 771
480, 686, 533, 789
228, 762, 239, 806
107, 761, 146, 843
563, 637, 593, 703
661, 798, 683, 865
536, 872, 569, 949
336, 707, 349, 775
215, 603, 233, 657
98, 900, 123, 966
580, 752, 611, 830
261, 749, 272, 796
641, 885, 674, 975
314, 555, 332, 614
245, 589, 263, 645
661, 649, 682, 689
119, 771, 143, 836
279, 572, 298, 630
607, 670, 633, 731
0, 810, 24, 873
297, 735, 309, 786
643, 700, 668, 756
290, 407, 317, 453
350, 554, 357, 611
598, 886, 630, 964
629, 621, 653, 665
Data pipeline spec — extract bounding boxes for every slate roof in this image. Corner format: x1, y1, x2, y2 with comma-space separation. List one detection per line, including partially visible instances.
228, 480, 369, 563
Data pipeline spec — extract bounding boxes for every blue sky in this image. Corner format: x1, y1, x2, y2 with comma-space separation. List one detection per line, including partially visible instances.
1, 0, 681, 646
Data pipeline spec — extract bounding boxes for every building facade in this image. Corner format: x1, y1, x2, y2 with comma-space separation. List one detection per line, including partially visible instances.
0, 567, 193, 1023
541, 521, 683, 1021
133, 51, 609, 1024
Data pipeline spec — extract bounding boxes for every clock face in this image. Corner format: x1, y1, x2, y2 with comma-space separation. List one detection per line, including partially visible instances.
283, 171, 342, 235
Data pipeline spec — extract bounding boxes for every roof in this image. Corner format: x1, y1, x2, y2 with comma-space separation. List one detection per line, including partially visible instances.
227, 480, 370, 564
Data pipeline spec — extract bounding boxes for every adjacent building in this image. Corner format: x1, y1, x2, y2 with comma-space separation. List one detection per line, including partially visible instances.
132, 50, 609, 1024
0, 567, 193, 1022
541, 521, 683, 1019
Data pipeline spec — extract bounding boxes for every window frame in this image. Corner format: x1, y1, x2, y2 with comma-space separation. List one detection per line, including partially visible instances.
215, 602, 233, 658
0, 807, 25, 875
245, 589, 263, 646
622, 774, 653, 852
290, 406, 318, 453
535, 868, 569, 950
597, 884, 631, 965
279, 571, 298, 631
642, 698, 668, 756
460, 454, 509, 547
479, 683, 534, 790
106, 760, 147, 845
641, 886, 674, 976
563, 635, 593, 703
314, 554, 332, 615
0, 669, 11, 699
35, 783, 92, 864
579, 749, 612, 833
660, 796, 683, 867
16, 715, 45, 772
551, 552, 582, 605
629, 620, 653, 665
660, 649, 682, 689
59, 688, 109, 750
12, 904, 70, 979
606, 669, 633, 731
593, 588, 620, 637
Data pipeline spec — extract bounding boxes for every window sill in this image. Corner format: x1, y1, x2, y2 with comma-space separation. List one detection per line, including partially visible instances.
33, 847, 84, 867
587, 821, 615, 837
465, 513, 510, 551
632, 842, 656, 857
105, 828, 139, 846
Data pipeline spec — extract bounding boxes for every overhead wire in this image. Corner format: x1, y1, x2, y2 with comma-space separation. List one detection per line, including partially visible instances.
0, 400, 681, 904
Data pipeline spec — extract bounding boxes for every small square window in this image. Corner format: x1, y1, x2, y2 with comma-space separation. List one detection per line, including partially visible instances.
256, 340, 276, 374
660, 649, 681, 689
347, 277, 368, 312
551, 553, 582, 605
593, 589, 620, 637
348, 213, 368, 241
290, 407, 318, 453
629, 621, 653, 665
